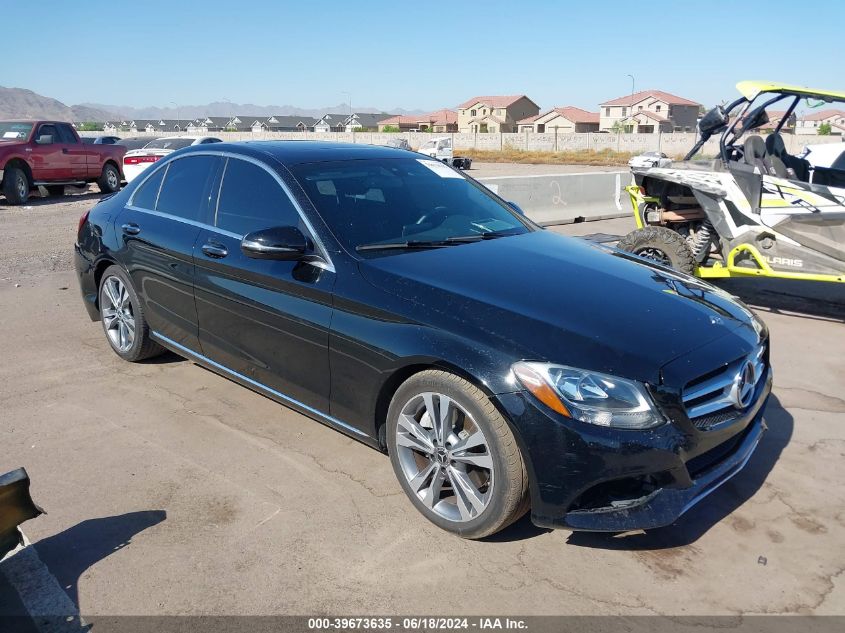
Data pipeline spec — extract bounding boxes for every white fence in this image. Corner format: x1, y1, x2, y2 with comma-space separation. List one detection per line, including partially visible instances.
80, 130, 844, 157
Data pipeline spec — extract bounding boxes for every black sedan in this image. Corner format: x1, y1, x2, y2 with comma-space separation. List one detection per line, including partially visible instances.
74, 142, 772, 538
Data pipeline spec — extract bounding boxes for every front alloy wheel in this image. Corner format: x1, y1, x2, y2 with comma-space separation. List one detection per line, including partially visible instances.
387, 370, 529, 538
395, 392, 494, 522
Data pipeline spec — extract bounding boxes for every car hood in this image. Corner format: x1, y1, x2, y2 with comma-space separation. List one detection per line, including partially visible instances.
359, 231, 758, 385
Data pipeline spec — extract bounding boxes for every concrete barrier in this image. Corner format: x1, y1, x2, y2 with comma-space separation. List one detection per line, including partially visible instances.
478, 171, 630, 225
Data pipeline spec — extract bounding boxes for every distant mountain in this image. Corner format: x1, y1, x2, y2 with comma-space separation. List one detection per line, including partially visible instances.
0, 85, 426, 122
0, 86, 116, 121
79, 101, 426, 120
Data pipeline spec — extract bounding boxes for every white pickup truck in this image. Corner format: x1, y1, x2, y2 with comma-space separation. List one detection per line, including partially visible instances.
417, 137, 472, 170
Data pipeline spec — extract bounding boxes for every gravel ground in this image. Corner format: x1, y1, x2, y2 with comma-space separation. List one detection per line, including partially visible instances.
1, 181, 844, 619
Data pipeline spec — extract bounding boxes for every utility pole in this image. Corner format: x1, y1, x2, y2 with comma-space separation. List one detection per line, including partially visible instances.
341, 92, 352, 132
170, 101, 180, 131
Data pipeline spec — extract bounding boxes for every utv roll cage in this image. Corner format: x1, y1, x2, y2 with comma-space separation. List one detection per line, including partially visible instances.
683, 81, 845, 163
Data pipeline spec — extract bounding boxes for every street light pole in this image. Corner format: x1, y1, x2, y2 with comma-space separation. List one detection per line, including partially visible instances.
626, 74, 635, 133
169, 101, 180, 131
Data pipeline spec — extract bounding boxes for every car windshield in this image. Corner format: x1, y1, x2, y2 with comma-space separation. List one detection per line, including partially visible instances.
0, 122, 33, 140
143, 138, 195, 150
290, 157, 532, 255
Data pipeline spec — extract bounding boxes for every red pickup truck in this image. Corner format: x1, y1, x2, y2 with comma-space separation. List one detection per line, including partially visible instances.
0, 120, 125, 205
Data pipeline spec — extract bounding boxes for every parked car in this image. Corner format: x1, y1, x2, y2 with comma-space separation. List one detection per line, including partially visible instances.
75, 141, 771, 538
123, 136, 222, 182
82, 135, 122, 145
799, 141, 845, 181
383, 138, 411, 150
115, 137, 158, 152
628, 151, 671, 169
417, 136, 472, 169
0, 120, 125, 204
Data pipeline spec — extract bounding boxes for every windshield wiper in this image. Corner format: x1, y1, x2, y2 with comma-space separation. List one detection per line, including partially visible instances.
445, 230, 519, 243
356, 231, 520, 252
355, 240, 453, 252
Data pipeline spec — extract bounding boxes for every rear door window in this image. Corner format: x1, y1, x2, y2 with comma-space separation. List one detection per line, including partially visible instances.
215, 158, 301, 235
155, 155, 223, 223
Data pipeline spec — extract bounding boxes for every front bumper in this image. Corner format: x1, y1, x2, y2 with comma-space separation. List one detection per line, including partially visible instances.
495, 369, 772, 532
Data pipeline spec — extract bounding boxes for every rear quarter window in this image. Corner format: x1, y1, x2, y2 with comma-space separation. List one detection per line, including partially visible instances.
131, 166, 166, 210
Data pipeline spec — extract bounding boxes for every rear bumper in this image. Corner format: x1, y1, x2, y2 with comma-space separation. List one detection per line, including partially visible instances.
74, 244, 100, 321
495, 369, 772, 532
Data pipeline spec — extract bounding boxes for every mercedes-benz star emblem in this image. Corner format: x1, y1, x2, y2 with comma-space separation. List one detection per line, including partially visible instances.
730, 360, 756, 409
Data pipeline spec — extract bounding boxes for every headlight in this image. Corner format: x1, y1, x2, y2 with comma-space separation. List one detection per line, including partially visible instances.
511, 362, 665, 429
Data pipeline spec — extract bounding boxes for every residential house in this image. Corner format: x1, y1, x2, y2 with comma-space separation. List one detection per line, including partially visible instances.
516, 107, 600, 133
247, 115, 318, 132
187, 116, 235, 132
753, 110, 796, 134
342, 112, 395, 132
457, 96, 540, 133
313, 114, 348, 132
796, 109, 845, 135
103, 121, 128, 133
377, 109, 458, 133
599, 90, 700, 133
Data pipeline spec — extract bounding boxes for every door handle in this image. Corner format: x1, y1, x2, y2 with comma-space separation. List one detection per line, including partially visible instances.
62, 148, 69, 154
202, 242, 228, 258
121, 223, 141, 235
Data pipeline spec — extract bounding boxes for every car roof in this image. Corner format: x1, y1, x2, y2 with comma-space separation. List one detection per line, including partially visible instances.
178, 140, 415, 165
737, 81, 845, 102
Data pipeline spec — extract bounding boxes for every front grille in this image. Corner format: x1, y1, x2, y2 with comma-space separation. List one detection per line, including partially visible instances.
682, 344, 767, 429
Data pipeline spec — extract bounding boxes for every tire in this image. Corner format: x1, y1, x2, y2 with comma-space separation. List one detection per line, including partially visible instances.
3, 166, 30, 205
97, 163, 120, 194
386, 370, 529, 539
46, 185, 65, 197
98, 265, 164, 362
617, 226, 696, 275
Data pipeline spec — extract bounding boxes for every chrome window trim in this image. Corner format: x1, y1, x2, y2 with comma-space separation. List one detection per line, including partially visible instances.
124, 205, 242, 240
126, 150, 335, 272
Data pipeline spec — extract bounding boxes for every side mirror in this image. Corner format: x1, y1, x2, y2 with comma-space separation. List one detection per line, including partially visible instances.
241, 226, 308, 260
36, 134, 53, 145
697, 106, 728, 140
507, 201, 526, 216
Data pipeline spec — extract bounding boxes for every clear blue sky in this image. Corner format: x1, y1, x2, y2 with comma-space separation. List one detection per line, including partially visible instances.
5, 0, 844, 112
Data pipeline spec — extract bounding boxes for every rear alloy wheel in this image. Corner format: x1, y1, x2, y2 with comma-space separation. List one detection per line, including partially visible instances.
97, 163, 120, 193
98, 266, 164, 362
387, 370, 529, 538
3, 166, 30, 205
617, 226, 696, 275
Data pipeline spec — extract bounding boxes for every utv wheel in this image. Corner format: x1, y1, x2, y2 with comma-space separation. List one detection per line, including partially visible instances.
99, 265, 164, 362
3, 166, 30, 205
46, 185, 66, 197
617, 226, 696, 275
97, 163, 121, 193
387, 370, 529, 539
